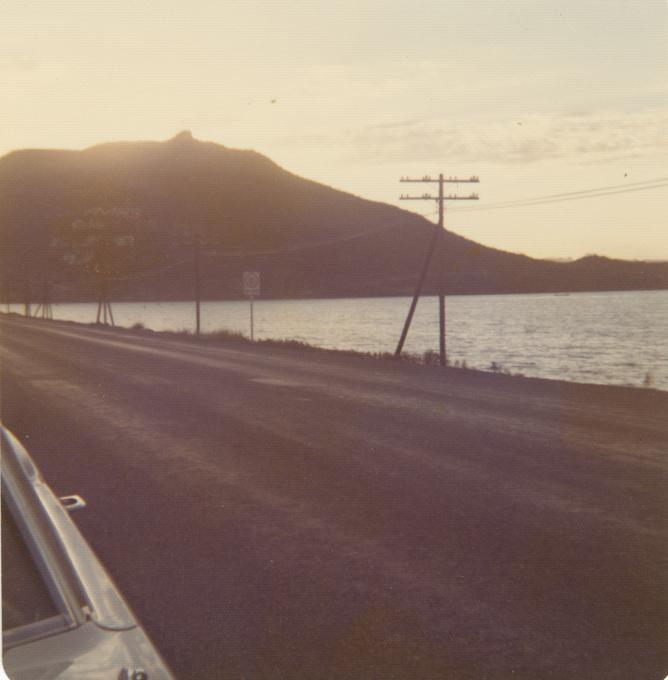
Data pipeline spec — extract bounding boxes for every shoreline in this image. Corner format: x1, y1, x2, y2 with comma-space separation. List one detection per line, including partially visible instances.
1, 310, 665, 395
1, 286, 666, 307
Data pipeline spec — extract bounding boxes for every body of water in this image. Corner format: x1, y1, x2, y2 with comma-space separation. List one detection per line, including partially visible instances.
8, 290, 667, 390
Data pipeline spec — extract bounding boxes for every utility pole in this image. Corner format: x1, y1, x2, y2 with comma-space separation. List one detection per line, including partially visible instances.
33, 279, 53, 319
23, 261, 31, 318
34, 250, 53, 320
95, 270, 115, 326
92, 238, 115, 326
396, 174, 479, 366
2, 255, 10, 313
194, 236, 201, 337
172, 232, 206, 337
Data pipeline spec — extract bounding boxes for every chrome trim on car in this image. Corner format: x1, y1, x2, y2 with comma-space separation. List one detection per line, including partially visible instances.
1, 427, 135, 631
59, 494, 87, 512
1, 435, 86, 632
1, 425, 175, 678
1, 615, 70, 649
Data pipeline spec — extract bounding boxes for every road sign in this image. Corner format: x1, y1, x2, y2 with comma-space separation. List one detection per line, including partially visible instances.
243, 271, 261, 297
243, 272, 260, 341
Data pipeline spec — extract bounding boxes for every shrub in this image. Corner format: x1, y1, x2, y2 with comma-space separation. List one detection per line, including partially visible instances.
422, 350, 441, 365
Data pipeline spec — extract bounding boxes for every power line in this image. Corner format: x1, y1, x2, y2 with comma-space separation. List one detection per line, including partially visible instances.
202, 207, 439, 258
11, 176, 664, 298
449, 177, 668, 213
2, 207, 441, 295
108, 256, 193, 282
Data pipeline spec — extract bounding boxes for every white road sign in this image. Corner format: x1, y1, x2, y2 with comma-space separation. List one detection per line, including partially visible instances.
243, 271, 261, 296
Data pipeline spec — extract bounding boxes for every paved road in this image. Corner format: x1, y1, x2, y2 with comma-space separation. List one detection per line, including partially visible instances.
1, 316, 666, 679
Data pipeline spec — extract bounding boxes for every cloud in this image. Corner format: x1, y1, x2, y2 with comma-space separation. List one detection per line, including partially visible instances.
343, 109, 668, 165
268, 104, 668, 169
366, 119, 423, 131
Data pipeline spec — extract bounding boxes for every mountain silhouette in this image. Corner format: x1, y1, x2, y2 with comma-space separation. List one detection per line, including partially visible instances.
1, 132, 666, 302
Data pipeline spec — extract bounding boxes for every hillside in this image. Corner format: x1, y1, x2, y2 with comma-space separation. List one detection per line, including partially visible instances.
1, 131, 666, 302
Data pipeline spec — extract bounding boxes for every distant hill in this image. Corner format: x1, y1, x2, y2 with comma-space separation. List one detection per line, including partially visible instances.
1, 131, 666, 302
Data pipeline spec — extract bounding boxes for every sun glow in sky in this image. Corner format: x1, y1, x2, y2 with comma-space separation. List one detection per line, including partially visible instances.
3, 0, 667, 259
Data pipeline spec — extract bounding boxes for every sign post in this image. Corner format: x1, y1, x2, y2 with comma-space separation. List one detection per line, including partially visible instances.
243, 271, 261, 341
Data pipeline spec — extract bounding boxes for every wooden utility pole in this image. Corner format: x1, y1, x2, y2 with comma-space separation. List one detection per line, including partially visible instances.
23, 262, 31, 318
33, 279, 53, 319
2, 255, 10, 312
92, 237, 115, 326
194, 237, 201, 337
172, 233, 207, 337
396, 174, 479, 366
34, 250, 53, 320
95, 271, 115, 326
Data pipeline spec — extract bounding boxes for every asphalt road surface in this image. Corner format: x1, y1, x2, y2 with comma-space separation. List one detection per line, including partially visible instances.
1, 316, 666, 679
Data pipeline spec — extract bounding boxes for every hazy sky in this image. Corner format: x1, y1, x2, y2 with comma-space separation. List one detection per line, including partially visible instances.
3, 0, 667, 260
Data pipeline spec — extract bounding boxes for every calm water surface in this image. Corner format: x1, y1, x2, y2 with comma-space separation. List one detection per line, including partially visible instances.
11, 290, 667, 390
